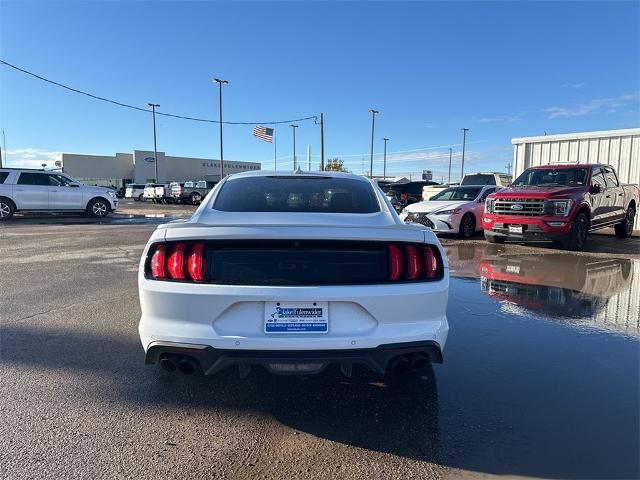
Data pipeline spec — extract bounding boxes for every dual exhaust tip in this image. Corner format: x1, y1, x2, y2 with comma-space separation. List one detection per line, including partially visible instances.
388, 352, 429, 374
159, 354, 200, 375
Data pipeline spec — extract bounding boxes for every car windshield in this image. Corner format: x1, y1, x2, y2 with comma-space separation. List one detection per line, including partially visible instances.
512, 168, 588, 186
213, 176, 380, 213
461, 174, 495, 185
430, 187, 482, 201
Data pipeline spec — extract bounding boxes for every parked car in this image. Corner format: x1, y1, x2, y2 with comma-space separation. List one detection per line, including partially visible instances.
382, 180, 438, 212
154, 184, 174, 204
138, 170, 449, 377
171, 180, 216, 205
0, 168, 118, 220
422, 172, 511, 201
400, 185, 499, 237
125, 183, 146, 201
143, 183, 165, 203
483, 163, 638, 250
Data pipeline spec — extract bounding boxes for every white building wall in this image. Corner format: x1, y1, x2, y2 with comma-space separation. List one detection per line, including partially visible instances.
512, 128, 640, 228
62, 152, 133, 180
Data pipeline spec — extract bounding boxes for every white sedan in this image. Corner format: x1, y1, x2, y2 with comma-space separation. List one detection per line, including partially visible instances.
138, 171, 449, 378
400, 185, 499, 237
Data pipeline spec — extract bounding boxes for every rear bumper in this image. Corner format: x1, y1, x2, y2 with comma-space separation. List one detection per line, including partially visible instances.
144, 340, 443, 375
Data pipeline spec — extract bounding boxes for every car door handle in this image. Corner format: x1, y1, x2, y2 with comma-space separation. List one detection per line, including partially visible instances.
51, 190, 59, 192
605, 195, 611, 198
618, 193, 623, 196
15, 188, 25, 192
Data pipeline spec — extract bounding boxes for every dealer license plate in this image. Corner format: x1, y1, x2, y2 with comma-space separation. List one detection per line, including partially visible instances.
264, 302, 329, 334
508, 225, 523, 234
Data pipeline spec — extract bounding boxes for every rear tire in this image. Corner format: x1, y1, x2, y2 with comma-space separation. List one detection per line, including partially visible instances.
614, 207, 635, 238
485, 232, 506, 244
561, 212, 589, 250
459, 213, 476, 238
87, 198, 110, 218
138, 194, 144, 202
0, 197, 16, 221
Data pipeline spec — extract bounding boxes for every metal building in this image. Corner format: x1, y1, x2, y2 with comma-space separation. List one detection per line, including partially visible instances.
61, 150, 261, 188
512, 128, 640, 227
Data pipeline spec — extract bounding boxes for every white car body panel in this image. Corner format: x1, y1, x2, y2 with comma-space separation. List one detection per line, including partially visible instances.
137, 171, 450, 374
401, 185, 498, 234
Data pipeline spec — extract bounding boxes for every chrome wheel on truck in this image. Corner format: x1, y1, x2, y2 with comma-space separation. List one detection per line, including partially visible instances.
615, 207, 635, 239
0, 198, 15, 220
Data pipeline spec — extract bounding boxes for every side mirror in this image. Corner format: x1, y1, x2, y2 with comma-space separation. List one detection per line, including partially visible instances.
69, 184, 80, 188
589, 185, 602, 194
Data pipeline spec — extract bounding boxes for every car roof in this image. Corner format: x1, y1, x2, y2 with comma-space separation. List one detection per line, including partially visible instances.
528, 163, 601, 170
225, 170, 373, 183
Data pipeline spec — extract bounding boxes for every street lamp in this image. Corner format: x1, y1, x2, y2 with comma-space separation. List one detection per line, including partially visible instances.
382, 138, 389, 180
369, 109, 379, 178
213, 78, 229, 180
148, 103, 160, 182
290, 124, 298, 170
461, 128, 469, 181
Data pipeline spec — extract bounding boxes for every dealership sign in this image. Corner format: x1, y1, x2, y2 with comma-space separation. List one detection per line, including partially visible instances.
144, 156, 156, 163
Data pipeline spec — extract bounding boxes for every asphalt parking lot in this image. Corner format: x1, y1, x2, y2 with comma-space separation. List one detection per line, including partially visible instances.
1, 215, 638, 479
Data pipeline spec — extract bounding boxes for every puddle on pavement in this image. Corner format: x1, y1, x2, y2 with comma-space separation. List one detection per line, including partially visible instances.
444, 243, 639, 337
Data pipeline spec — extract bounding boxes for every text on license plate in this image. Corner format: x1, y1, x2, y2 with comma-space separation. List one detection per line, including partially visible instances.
508, 225, 523, 234
264, 302, 329, 333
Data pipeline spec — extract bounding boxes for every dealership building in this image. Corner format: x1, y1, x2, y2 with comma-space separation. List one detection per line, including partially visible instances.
61, 150, 261, 187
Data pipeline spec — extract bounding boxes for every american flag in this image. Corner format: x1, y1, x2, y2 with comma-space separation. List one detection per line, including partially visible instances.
253, 125, 274, 143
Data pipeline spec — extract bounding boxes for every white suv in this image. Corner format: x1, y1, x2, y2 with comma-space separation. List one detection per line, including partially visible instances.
0, 168, 118, 220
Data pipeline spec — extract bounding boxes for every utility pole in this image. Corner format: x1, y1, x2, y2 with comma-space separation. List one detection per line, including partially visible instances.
506, 162, 512, 175
2, 130, 5, 168
382, 138, 389, 180
213, 78, 229, 180
369, 109, 379, 179
307, 145, 311, 171
448, 147, 452, 184
461, 128, 469, 181
319, 113, 325, 171
290, 124, 298, 170
147, 103, 160, 182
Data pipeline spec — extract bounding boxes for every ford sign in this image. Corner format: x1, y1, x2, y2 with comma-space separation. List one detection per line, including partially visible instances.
510, 204, 524, 211
144, 156, 156, 163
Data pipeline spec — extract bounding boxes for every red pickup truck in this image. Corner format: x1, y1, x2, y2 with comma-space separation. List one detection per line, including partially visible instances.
483, 163, 638, 250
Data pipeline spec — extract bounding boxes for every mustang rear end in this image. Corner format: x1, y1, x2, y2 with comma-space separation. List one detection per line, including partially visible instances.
138, 171, 449, 377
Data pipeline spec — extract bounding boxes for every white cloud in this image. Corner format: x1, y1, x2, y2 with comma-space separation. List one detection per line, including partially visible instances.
4, 148, 63, 168
544, 92, 639, 119
562, 82, 586, 89
478, 114, 522, 124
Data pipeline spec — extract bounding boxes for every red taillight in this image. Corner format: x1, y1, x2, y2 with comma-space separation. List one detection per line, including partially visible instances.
423, 246, 438, 279
405, 245, 423, 280
187, 243, 205, 282
388, 244, 439, 281
388, 245, 404, 280
150, 244, 166, 279
166, 243, 186, 280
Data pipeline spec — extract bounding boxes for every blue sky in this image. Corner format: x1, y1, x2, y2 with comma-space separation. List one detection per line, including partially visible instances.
1, 0, 638, 181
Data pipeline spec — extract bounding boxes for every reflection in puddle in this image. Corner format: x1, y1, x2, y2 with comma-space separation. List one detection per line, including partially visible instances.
444, 243, 639, 336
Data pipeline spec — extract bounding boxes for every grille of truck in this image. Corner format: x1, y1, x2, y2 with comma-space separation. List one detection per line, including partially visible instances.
493, 198, 545, 216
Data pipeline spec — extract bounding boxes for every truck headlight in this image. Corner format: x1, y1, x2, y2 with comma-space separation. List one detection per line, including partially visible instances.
484, 199, 494, 214
547, 199, 572, 216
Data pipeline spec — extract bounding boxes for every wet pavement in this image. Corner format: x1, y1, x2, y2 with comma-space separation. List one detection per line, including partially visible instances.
0, 223, 638, 479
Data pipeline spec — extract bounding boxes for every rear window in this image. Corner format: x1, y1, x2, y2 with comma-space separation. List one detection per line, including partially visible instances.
461, 174, 496, 185
0, 172, 8, 184
213, 176, 380, 213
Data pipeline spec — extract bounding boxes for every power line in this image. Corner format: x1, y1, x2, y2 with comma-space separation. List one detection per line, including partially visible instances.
0, 59, 317, 126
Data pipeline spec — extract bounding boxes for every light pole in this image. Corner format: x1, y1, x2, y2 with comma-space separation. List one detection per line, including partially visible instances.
382, 138, 389, 180
461, 128, 469, 181
448, 147, 452, 184
213, 78, 229, 180
369, 109, 378, 179
148, 103, 160, 182
290, 124, 298, 170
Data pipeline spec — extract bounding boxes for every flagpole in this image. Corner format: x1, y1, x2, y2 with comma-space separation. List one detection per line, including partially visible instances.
273, 125, 277, 171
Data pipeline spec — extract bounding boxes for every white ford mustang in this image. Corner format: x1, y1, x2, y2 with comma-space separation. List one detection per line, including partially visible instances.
400, 185, 499, 237
138, 170, 449, 377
